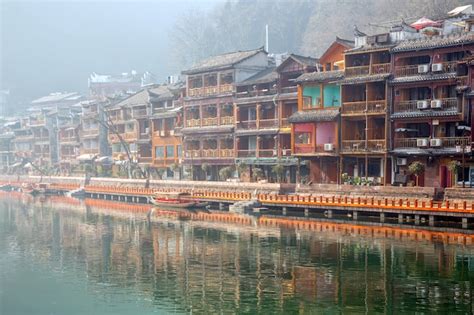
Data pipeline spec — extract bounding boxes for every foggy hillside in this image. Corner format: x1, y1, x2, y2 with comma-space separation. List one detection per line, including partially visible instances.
171, 0, 472, 67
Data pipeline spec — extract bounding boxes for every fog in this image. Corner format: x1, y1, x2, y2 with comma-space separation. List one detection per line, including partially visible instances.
1, 0, 221, 101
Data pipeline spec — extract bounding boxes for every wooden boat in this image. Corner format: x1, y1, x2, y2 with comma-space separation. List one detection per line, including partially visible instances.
21, 183, 59, 196
0, 184, 13, 192
148, 192, 206, 209
21, 183, 40, 195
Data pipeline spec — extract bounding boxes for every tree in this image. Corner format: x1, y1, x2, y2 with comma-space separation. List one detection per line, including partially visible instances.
408, 161, 425, 186
272, 163, 285, 183
252, 167, 264, 182
447, 160, 461, 186
201, 163, 210, 180
219, 166, 234, 181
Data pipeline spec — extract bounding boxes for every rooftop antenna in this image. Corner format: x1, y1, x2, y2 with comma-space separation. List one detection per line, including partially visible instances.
265, 24, 269, 52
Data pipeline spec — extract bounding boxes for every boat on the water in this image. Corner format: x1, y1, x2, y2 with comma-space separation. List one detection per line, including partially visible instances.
148, 192, 206, 209
21, 183, 60, 196
0, 184, 13, 192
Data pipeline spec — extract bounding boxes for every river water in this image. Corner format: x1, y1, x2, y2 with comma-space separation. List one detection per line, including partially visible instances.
1, 193, 473, 314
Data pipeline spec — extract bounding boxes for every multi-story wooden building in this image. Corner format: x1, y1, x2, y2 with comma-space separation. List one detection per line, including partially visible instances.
390, 31, 474, 187
338, 29, 396, 185
181, 48, 269, 180
291, 38, 353, 184
149, 84, 184, 179
11, 117, 33, 164
79, 100, 109, 160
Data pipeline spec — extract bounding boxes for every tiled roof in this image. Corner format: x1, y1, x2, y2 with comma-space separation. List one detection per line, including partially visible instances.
290, 54, 319, 67
335, 73, 390, 85
181, 125, 233, 135
392, 148, 466, 156
108, 84, 179, 109
32, 92, 82, 104
390, 72, 457, 84
183, 48, 265, 75
296, 70, 344, 83
346, 44, 394, 54
391, 110, 460, 119
335, 36, 355, 48
288, 109, 339, 123
391, 32, 474, 52
237, 67, 278, 86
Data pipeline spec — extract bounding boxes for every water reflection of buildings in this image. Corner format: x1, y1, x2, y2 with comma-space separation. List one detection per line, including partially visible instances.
1, 194, 473, 313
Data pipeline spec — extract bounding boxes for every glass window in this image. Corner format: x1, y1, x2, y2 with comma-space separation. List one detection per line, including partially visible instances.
177, 145, 182, 157
166, 145, 174, 158
295, 132, 312, 145
155, 146, 164, 158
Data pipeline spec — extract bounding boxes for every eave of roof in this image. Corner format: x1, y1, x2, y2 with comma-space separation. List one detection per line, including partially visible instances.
296, 70, 344, 83
391, 32, 474, 53
288, 109, 340, 123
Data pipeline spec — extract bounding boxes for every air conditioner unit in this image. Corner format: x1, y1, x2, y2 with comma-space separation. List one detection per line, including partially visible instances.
417, 100, 429, 109
418, 64, 429, 73
160, 130, 165, 136
144, 127, 149, 134
169, 130, 175, 136
396, 157, 407, 166
417, 138, 429, 147
431, 99, 442, 109
324, 143, 334, 151
431, 63, 443, 72
430, 138, 442, 147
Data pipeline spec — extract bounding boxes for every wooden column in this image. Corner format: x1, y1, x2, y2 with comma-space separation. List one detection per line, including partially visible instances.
217, 103, 221, 126
256, 103, 261, 129
256, 136, 261, 158
199, 105, 203, 128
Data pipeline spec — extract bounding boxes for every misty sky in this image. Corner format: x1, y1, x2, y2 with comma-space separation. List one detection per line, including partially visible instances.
1, 0, 221, 102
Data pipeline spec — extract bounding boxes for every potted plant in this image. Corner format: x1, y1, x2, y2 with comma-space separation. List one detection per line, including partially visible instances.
408, 161, 425, 187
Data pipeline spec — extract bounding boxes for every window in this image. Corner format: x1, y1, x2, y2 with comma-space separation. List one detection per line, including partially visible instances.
325, 63, 331, 71
129, 143, 136, 152
295, 132, 312, 145
166, 145, 174, 158
155, 146, 164, 158
177, 145, 182, 157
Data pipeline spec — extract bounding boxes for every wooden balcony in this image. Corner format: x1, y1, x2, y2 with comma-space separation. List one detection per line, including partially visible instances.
123, 132, 137, 141
259, 149, 277, 157
185, 148, 234, 159
342, 100, 386, 115
393, 98, 458, 113
238, 149, 279, 158
345, 66, 370, 77
394, 137, 471, 149
82, 129, 99, 137
202, 117, 218, 126
185, 119, 200, 128
138, 157, 152, 164
188, 84, 233, 97
259, 119, 278, 129
238, 150, 256, 158
370, 63, 390, 74
394, 61, 457, 77
81, 148, 99, 154
220, 116, 234, 125
281, 86, 297, 94
341, 140, 386, 153
238, 120, 257, 129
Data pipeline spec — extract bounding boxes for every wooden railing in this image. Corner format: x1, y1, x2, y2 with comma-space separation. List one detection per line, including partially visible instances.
123, 132, 137, 140
82, 129, 99, 137
238, 150, 256, 158
345, 65, 370, 77
394, 137, 471, 148
185, 119, 200, 128
220, 116, 234, 125
220, 149, 234, 157
202, 117, 218, 126
280, 118, 290, 128
341, 140, 386, 152
394, 61, 457, 77
81, 148, 99, 154
235, 88, 277, 98
259, 119, 278, 129
259, 149, 277, 157
370, 63, 390, 74
188, 84, 233, 97
341, 101, 366, 115
281, 86, 297, 94
202, 149, 219, 158
393, 98, 458, 113
185, 150, 201, 158
238, 120, 257, 129
342, 100, 386, 115
219, 84, 233, 93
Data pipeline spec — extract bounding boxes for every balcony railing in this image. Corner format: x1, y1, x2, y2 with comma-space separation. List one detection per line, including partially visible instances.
394, 61, 457, 77
341, 140, 386, 153
341, 101, 366, 115
345, 65, 370, 77
82, 129, 99, 137
220, 116, 234, 125
185, 150, 201, 158
238, 120, 257, 129
236, 88, 277, 98
123, 132, 137, 140
185, 119, 200, 128
280, 118, 290, 128
202, 117, 218, 126
259, 149, 277, 157
220, 149, 234, 157
281, 86, 297, 94
394, 137, 471, 148
393, 98, 458, 113
202, 149, 219, 158
188, 84, 233, 97
259, 119, 278, 129
370, 63, 390, 74
81, 148, 99, 154
238, 150, 256, 158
